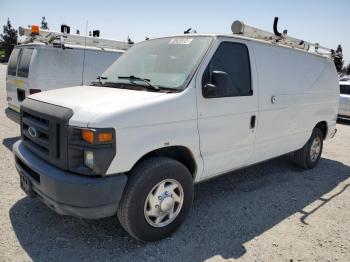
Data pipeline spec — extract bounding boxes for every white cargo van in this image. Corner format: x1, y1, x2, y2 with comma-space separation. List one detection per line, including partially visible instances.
13, 20, 339, 242
5, 26, 127, 123
339, 81, 350, 119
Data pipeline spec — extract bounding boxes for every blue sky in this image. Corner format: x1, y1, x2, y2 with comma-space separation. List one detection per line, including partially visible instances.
1, 0, 350, 64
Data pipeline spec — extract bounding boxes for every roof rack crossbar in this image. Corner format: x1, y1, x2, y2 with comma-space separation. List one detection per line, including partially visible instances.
18, 26, 131, 51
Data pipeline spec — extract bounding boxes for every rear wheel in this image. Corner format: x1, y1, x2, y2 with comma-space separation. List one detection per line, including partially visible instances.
293, 128, 323, 169
117, 157, 194, 242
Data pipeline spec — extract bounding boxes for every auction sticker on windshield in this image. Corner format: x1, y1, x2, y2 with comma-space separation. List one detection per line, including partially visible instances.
168, 38, 193, 45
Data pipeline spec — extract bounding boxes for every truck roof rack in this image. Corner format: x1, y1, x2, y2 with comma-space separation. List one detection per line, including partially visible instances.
18, 25, 132, 51
231, 17, 334, 58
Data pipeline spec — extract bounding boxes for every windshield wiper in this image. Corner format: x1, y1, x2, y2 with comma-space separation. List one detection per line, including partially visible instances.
118, 75, 160, 91
99, 76, 108, 80
91, 76, 108, 86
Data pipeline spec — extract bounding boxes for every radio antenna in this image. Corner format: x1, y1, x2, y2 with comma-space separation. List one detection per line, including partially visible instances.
81, 20, 88, 85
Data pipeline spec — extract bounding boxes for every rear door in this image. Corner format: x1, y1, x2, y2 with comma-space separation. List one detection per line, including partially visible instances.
196, 39, 258, 179
6, 47, 34, 113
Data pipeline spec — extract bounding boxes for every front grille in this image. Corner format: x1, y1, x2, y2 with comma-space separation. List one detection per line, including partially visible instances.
20, 99, 73, 170
22, 110, 53, 157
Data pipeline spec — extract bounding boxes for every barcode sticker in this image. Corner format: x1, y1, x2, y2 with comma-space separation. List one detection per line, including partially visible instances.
168, 38, 193, 45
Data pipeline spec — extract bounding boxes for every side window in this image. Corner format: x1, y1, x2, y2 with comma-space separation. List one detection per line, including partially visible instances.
17, 48, 34, 78
202, 42, 252, 98
7, 48, 20, 76
340, 85, 350, 95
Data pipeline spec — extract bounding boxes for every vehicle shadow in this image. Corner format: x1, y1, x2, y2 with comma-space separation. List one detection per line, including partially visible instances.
2, 136, 20, 151
9, 157, 350, 261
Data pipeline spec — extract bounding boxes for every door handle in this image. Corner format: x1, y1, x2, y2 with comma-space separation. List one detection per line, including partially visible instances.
250, 115, 256, 129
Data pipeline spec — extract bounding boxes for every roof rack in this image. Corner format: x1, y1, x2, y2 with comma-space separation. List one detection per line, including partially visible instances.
18, 25, 132, 51
231, 17, 334, 58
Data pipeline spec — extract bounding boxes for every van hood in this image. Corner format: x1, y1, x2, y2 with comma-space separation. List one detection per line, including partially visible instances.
29, 85, 169, 125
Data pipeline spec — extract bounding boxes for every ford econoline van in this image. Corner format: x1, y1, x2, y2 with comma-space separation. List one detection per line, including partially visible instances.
13, 21, 339, 242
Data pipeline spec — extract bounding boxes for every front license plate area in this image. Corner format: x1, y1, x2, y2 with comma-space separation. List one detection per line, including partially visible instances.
20, 174, 35, 197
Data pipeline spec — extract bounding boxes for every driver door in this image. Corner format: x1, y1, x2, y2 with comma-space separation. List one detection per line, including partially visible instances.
196, 39, 258, 179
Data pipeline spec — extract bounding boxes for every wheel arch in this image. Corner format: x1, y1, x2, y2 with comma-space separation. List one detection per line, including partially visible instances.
314, 121, 328, 140
130, 146, 198, 179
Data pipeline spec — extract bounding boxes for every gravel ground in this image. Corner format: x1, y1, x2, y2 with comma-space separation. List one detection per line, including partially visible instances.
0, 63, 349, 262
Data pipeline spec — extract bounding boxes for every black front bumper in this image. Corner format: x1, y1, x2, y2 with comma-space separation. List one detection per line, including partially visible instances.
13, 140, 127, 219
5, 107, 20, 124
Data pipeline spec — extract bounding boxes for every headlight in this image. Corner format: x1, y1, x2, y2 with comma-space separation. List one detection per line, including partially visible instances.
68, 127, 116, 176
84, 150, 94, 169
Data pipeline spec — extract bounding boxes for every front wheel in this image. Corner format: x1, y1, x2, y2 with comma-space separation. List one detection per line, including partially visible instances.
293, 128, 324, 169
117, 157, 194, 242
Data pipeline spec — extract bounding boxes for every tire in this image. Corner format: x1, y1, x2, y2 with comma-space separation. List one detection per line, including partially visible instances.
293, 128, 324, 169
117, 157, 194, 242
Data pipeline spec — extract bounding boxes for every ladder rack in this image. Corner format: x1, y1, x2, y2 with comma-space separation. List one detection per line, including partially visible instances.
18, 26, 131, 51
231, 18, 334, 58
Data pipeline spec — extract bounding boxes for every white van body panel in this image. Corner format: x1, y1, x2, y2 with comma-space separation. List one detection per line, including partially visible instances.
29, 83, 203, 179
30, 85, 170, 126
19, 35, 339, 182
6, 43, 123, 115
99, 85, 202, 177
339, 82, 350, 118
195, 37, 259, 179
250, 41, 339, 163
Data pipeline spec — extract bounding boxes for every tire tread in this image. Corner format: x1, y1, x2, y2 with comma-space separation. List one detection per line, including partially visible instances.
117, 157, 193, 241
293, 128, 323, 169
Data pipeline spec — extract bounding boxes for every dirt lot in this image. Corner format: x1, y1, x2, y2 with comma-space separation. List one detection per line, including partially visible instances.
0, 63, 349, 262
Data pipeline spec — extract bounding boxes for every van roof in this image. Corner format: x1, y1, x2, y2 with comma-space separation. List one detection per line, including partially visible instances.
149, 33, 332, 60
16, 42, 125, 53
217, 34, 332, 60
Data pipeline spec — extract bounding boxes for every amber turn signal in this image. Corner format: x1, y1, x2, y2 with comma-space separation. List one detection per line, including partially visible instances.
98, 132, 113, 142
82, 129, 94, 144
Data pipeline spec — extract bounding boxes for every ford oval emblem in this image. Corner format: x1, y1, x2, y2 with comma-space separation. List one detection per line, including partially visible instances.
28, 126, 37, 138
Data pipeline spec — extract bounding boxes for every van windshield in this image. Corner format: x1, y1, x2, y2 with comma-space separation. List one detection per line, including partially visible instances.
101, 36, 213, 90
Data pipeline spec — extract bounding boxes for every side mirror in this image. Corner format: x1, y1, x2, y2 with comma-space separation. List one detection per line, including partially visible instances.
203, 71, 231, 98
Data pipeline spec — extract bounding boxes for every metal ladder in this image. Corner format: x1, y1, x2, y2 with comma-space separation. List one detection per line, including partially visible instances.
18, 26, 131, 51
231, 17, 334, 58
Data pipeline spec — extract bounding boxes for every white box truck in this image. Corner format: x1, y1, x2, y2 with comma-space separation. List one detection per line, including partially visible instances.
13, 19, 339, 242
5, 25, 129, 123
